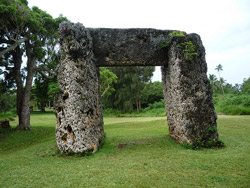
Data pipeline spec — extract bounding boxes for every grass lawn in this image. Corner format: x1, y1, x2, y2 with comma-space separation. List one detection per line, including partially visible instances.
0, 113, 250, 188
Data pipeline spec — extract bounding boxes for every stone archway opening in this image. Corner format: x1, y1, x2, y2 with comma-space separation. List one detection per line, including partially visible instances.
54, 22, 220, 153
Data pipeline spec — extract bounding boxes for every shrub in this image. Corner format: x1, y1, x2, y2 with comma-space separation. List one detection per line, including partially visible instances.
169, 31, 185, 37
222, 105, 250, 115
214, 93, 250, 115
103, 108, 122, 117
0, 112, 16, 121
0, 93, 16, 113
146, 99, 165, 109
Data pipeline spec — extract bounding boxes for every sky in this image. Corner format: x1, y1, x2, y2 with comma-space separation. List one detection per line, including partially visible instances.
28, 0, 250, 85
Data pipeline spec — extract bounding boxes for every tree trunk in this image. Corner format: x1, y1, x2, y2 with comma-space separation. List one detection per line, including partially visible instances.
17, 42, 36, 130
12, 46, 24, 127
218, 72, 224, 95
40, 101, 46, 112
220, 82, 224, 95
136, 99, 139, 113
129, 101, 132, 113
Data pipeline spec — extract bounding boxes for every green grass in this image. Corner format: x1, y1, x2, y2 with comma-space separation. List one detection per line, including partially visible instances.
103, 100, 166, 117
0, 113, 250, 188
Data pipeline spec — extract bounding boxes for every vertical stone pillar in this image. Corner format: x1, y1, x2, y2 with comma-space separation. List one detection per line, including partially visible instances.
161, 34, 219, 145
54, 22, 104, 153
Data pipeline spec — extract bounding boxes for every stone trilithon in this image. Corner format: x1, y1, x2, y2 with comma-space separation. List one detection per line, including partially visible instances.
54, 22, 219, 153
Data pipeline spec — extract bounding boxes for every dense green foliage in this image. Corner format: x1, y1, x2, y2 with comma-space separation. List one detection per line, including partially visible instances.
100, 67, 118, 97
0, 93, 15, 113
215, 64, 225, 95
207, 65, 250, 115
242, 77, 250, 94
214, 94, 250, 115
142, 81, 163, 105
0, 113, 249, 187
0, 112, 16, 121
103, 66, 155, 113
0, 0, 67, 129
102, 72, 250, 116
103, 100, 165, 117
0, 79, 16, 117
208, 70, 250, 115
160, 30, 198, 61
160, 30, 185, 48
31, 76, 50, 112
176, 40, 199, 61
169, 30, 185, 37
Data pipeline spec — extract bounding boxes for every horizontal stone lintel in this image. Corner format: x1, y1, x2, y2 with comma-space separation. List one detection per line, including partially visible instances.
88, 28, 176, 67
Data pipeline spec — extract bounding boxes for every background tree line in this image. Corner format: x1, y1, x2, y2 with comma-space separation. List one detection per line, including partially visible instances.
102, 66, 163, 113
0, 0, 164, 129
209, 64, 250, 115
1, 1, 250, 130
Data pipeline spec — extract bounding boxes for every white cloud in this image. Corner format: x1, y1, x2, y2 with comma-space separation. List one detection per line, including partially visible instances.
28, 0, 250, 85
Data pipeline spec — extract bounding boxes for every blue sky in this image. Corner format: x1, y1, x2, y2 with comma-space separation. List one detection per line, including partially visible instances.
29, 0, 250, 85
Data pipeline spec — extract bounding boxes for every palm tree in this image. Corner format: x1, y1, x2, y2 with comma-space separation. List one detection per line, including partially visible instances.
209, 74, 217, 93
215, 64, 224, 95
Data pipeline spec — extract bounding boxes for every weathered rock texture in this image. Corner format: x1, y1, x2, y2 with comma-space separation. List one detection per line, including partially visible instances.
55, 21, 219, 153
88, 28, 173, 66
54, 22, 104, 153
161, 34, 218, 144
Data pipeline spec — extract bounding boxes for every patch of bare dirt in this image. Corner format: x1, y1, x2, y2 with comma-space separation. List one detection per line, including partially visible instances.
117, 139, 152, 149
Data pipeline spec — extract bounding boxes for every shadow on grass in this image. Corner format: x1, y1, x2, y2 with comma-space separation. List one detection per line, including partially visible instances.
104, 119, 166, 130
31, 111, 55, 115
0, 126, 55, 153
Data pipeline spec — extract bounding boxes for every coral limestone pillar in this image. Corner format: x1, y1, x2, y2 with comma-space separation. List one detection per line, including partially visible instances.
54, 22, 104, 153
161, 34, 219, 145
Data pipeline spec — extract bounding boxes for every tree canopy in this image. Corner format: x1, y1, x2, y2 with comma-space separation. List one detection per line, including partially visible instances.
103, 66, 155, 113
242, 77, 250, 94
0, 0, 67, 129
